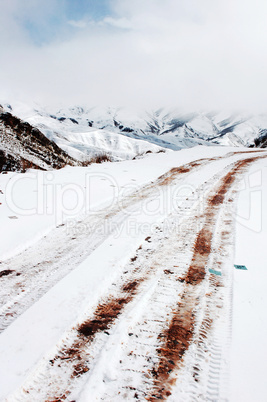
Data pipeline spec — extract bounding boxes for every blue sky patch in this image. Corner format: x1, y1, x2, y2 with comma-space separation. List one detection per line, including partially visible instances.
21, 0, 111, 45
65, 0, 111, 21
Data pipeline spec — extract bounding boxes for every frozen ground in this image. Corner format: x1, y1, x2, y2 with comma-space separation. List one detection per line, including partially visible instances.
0, 146, 235, 260
0, 146, 266, 401
230, 158, 267, 402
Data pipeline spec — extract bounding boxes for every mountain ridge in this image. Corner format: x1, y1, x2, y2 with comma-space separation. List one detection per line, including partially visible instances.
1, 102, 266, 172
0, 106, 80, 172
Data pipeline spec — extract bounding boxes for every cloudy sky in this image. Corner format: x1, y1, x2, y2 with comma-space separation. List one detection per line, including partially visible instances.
1, 0, 267, 111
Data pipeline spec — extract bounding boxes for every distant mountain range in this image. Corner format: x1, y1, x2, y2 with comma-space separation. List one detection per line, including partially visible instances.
0, 102, 266, 172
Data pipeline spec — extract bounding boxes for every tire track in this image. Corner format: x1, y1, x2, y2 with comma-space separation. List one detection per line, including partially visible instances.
0, 157, 212, 332
170, 194, 236, 401
0, 151, 243, 331
5, 152, 266, 401
146, 155, 266, 400
4, 154, 250, 402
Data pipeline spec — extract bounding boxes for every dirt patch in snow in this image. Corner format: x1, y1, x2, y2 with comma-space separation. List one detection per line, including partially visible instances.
122, 280, 140, 293
185, 228, 213, 285
49, 277, 144, 395
77, 295, 135, 339
148, 291, 196, 400
0, 269, 14, 278
76, 280, 142, 340
156, 162, 201, 187
185, 156, 264, 287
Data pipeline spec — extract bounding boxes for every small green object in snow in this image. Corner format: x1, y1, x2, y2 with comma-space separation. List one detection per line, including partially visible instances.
234, 265, 248, 270
209, 268, 222, 276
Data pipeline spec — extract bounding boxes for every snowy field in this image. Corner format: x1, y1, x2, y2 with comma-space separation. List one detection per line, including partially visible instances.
0, 146, 266, 401
0, 146, 234, 260
230, 158, 267, 402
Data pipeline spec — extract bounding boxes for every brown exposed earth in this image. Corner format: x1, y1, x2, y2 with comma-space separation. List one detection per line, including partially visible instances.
53, 155, 261, 400
0, 270, 14, 278
0, 111, 79, 172
49, 278, 143, 392
146, 154, 265, 400
15, 152, 266, 401
148, 291, 196, 400
156, 160, 205, 187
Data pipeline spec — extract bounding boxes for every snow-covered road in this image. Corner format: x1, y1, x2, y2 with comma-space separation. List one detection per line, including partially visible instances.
0, 147, 266, 401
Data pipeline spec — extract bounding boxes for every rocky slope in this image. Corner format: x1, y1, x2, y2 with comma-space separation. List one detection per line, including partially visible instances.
254, 130, 267, 148
8, 103, 267, 158
2, 102, 267, 168
0, 106, 79, 172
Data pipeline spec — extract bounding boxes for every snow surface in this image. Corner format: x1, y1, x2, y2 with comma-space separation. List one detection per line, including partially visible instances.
2, 102, 165, 162
4, 101, 267, 164
0, 146, 267, 401
230, 158, 267, 401
0, 146, 238, 261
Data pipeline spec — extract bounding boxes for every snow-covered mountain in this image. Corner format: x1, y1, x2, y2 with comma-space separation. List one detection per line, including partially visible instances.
1, 102, 267, 169
0, 105, 79, 172
3, 103, 166, 162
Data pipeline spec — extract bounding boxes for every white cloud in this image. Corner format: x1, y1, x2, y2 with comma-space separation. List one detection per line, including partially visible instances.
68, 20, 88, 29
1, 0, 267, 111
101, 17, 132, 30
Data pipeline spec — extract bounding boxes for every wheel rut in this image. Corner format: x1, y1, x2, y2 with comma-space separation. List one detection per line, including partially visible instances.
4, 152, 266, 401
145, 156, 265, 400
0, 156, 212, 332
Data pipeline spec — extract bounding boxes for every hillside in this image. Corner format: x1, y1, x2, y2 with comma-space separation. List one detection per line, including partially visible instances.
6, 103, 267, 162
254, 131, 267, 148
0, 106, 79, 172
2, 104, 166, 162
2, 102, 267, 172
